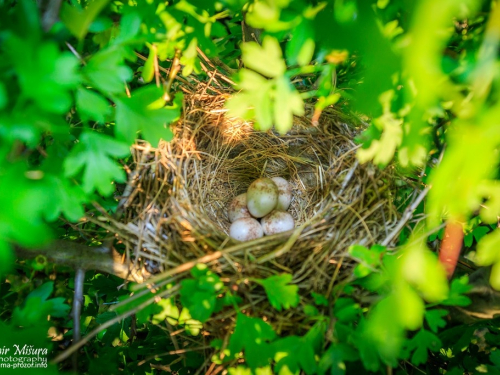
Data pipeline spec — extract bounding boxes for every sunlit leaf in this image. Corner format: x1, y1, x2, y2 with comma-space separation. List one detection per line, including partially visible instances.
64, 132, 129, 196
241, 36, 286, 78
115, 85, 180, 145
228, 313, 276, 369
255, 274, 299, 311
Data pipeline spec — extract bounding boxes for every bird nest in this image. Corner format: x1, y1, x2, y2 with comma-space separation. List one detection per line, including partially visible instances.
96, 92, 400, 363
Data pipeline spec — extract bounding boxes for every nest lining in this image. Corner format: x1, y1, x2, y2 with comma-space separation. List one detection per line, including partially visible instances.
95, 92, 400, 340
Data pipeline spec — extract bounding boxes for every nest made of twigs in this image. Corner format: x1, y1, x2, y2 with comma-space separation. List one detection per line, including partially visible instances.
95, 91, 400, 348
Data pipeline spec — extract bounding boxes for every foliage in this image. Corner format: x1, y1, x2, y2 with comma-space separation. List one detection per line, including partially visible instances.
1, 0, 500, 374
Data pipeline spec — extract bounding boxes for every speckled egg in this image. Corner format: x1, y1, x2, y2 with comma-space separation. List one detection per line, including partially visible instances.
246, 178, 279, 218
261, 210, 295, 235
271, 177, 292, 211
229, 217, 264, 241
228, 193, 252, 223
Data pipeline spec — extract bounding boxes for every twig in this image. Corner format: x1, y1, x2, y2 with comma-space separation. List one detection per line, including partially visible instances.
51, 285, 180, 364
66, 42, 85, 64
71, 268, 85, 371
381, 186, 430, 247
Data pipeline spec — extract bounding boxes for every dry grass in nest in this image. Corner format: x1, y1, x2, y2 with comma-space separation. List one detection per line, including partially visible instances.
92, 91, 401, 350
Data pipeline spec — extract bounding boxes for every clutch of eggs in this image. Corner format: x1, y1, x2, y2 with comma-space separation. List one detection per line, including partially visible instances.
228, 177, 294, 241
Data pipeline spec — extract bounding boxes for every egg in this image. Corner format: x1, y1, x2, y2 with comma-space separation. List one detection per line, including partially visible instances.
228, 193, 252, 223
229, 218, 264, 241
271, 177, 292, 211
246, 178, 279, 218
261, 211, 295, 235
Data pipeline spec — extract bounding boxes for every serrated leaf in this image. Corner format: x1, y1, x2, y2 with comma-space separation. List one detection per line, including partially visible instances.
228, 313, 276, 369
76, 87, 111, 123
441, 275, 471, 306
84, 46, 133, 94
241, 36, 286, 78
405, 329, 442, 366
12, 282, 70, 326
274, 76, 304, 134
115, 86, 181, 145
272, 336, 317, 375
180, 265, 224, 322
64, 132, 129, 196
43, 174, 86, 222
357, 90, 403, 166
255, 274, 299, 311
424, 309, 448, 333
5, 38, 79, 114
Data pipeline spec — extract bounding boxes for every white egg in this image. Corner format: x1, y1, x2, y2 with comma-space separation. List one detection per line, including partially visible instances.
246, 178, 278, 218
228, 193, 251, 223
261, 211, 295, 236
229, 218, 264, 241
271, 177, 292, 211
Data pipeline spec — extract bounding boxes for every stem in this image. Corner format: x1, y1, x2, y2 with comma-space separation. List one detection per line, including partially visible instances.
72, 268, 85, 371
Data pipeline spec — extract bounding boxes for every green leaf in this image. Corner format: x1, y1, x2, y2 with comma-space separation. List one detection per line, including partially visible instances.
76, 87, 112, 123
12, 282, 70, 326
274, 76, 304, 134
318, 344, 359, 375
60, 0, 111, 40
405, 329, 442, 366
490, 351, 500, 368
0, 164, 53, 246
473, 226, 490, 243
401, 237, 449, 302
255, 274, 299, 311
241, 36, 286, 78
286, 21, 315, 66
83, 46, 133, 94
152, 298, 180, 325
357, 90, 403, 167
349, 244, 385, 278
178, 307, 203, 336
180, 264, 224, 322
333, 298, 362, 323
5, 38, 79, 114
180, 37, 200, 76
228, 313, 276, 369
424, 309, 448, 333
64, 132, 130, 196
311, 292, 328, 306
272, 336, 317, 375
441, 275, 471, 306
115, 86, 181, 145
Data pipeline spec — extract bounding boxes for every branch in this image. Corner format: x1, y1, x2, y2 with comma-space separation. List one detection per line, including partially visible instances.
381, 186, 430, 247
14, 240, 144, 283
